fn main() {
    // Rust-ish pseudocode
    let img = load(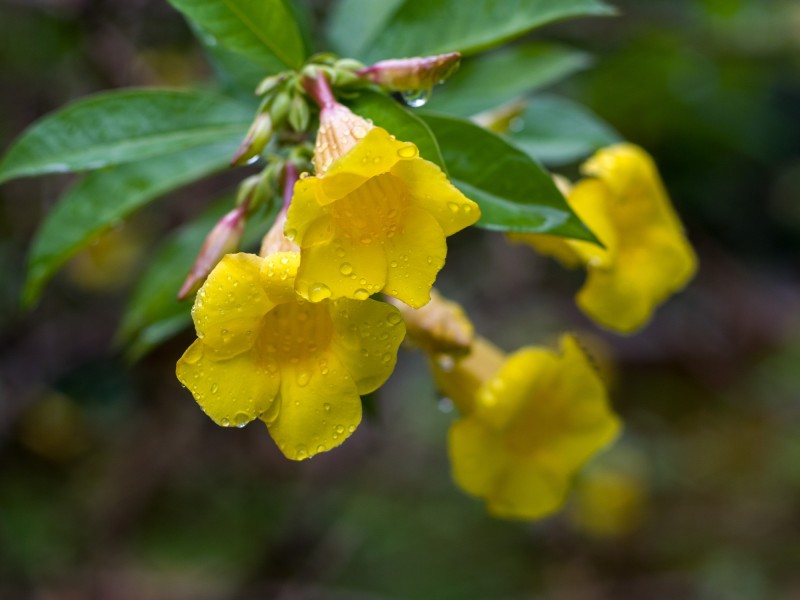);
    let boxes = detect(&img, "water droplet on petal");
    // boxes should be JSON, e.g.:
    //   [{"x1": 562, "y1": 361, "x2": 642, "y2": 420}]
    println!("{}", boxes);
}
[
  {"x1": 401, "y1": 87, "x2": 432, "y2": 108},
  {"x1": 220, "y1": 417, "x2": 230, "y2": 427},
  {"x1": 339, "y1": 263, "x2": 353, "y2": 276},
  {"x1": 210, "y1": 383, "x2": 219, "y2": 394},
  {"x1": 323, "y1": 403, "x2": 331, "y2": 412},
  {"x1": 347, "y1": 424, "x2": 356, "y2": 433},
  {"x1": 386, "y1": 312, "x2": 402, "y2": 326},
  {"x1": 234, "y1": 411, "x2": 249, "y2": 427},
  {"x1": 335, "y1": 424, "x2": 345, "y2": 434},
  {"x1": 297, "y1": 371, "x2": 311, "y2": 387},
  {"x1": 316, "y1": 444, "x2": 326, "y2": 453},
  {"x1": 447, "y1": 202, "x2": 460, "y2": 213},
  {"x1": 354, "y1": 288, "x2": 370, "y2": 300},
  {"x1": 285, "y1": 228, "x2": 297, "y2": 241},
  {"x1": 397, "y1": 143, "x2": 418, "y2": 159},
  {"x1": 308, "y1": 282, "x2": 332, "y2": 302}
]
